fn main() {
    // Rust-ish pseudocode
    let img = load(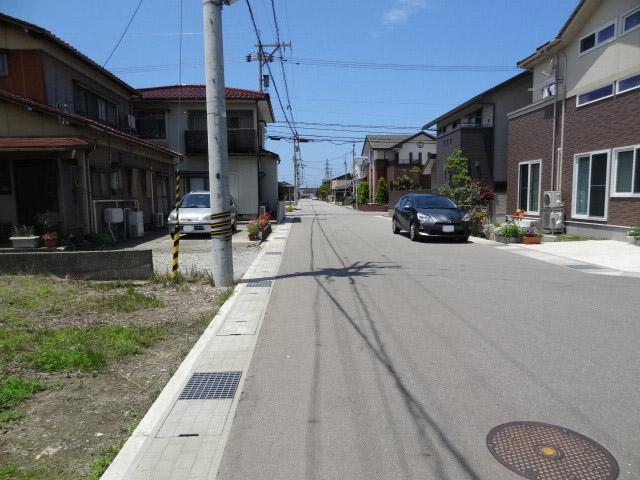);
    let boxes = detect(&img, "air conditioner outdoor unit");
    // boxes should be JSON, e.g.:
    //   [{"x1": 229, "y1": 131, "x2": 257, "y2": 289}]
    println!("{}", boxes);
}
[
  {"x1": 543, "y1": 191, "x2": 563, "y2": 208},
  {"x1": 541, "y1": 207, "x2": 564, "y2": 233}
]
